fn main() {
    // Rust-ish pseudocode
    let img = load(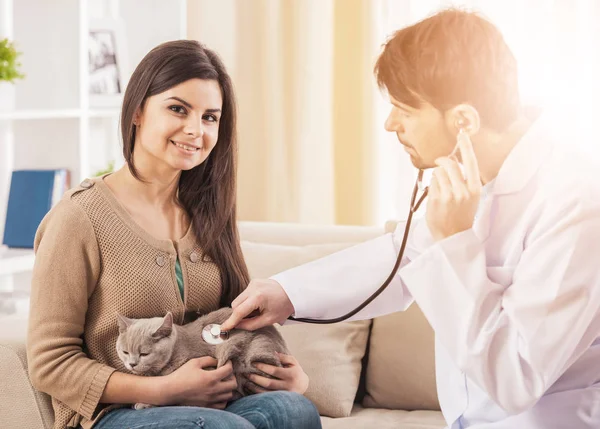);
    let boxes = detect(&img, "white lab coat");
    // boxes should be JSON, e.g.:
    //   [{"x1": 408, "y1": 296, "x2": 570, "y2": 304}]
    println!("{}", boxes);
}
[{"x1": 273, "y1": 112, "x2": 600, "y2": 428}]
